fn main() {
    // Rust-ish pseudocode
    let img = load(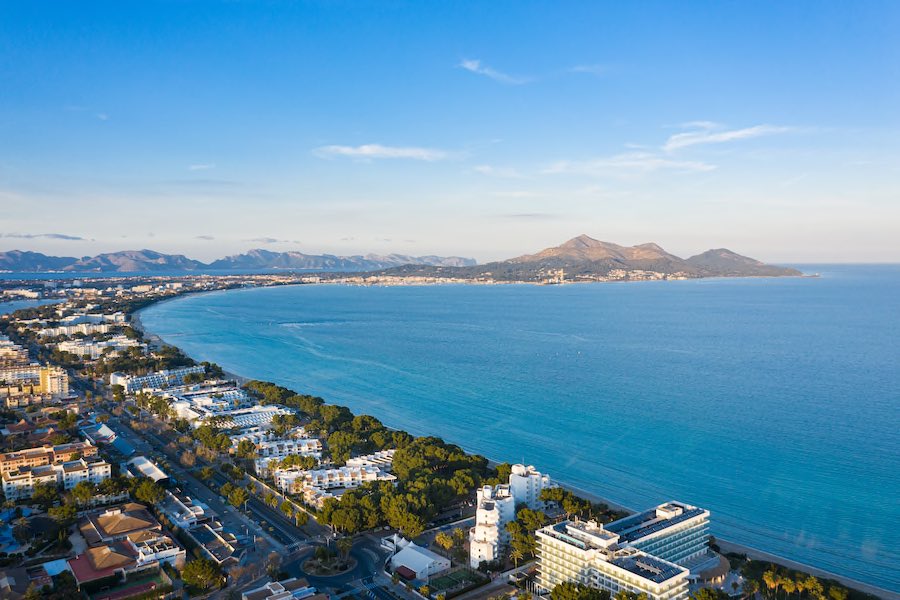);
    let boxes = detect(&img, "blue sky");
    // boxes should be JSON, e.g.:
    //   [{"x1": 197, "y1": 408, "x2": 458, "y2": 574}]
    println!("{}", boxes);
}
[{"x1": 1, "y1": 1, "x2": 898, "y2": 262}]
